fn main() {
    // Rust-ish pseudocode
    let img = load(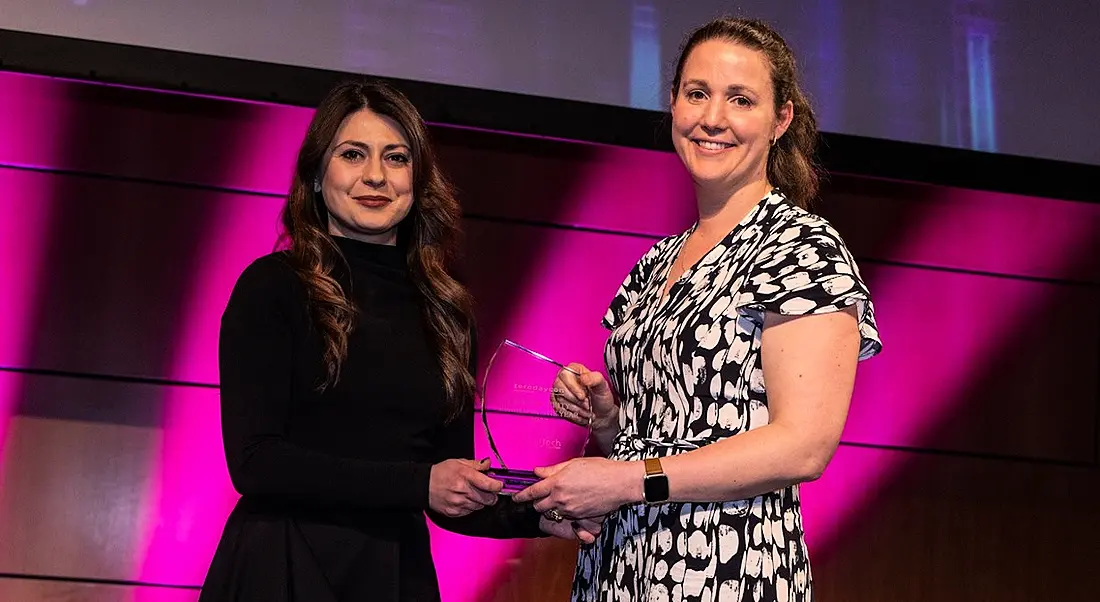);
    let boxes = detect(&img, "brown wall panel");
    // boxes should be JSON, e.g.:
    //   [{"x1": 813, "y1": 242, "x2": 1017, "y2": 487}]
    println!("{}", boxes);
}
[
  {"x1": 488, "y1": 538, "x2": 579, "y2": 602},
  {"x1": 0, "y1": 412, "x2": 159, "y2": 581},
  {"x1": 461, "y1": 218, "x2": 657, "y2": 373},
  {"x1": 805, "y1": 446, "x2": 1100, "y2": 601},
  {"x1": 0, "y1": 371, "x2": 224, "y2": 584},
  {"x1": 845, "y1": 264, "x2": 1099, "y2": 463},
  {"x1": 0, "y1": 71, "x2": 307, "y2": 195},
  {"x1": 821, "y1": 175, "x2": 1100, "y2": 284},
  {"x1": 0, "y1": 166, "x2": 283, "y2": 383},
  {"x1": 435, "y1": 126, "x2": 698, "y2": 237}
]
